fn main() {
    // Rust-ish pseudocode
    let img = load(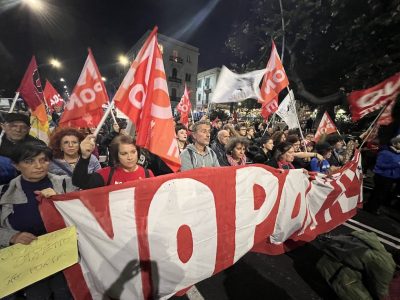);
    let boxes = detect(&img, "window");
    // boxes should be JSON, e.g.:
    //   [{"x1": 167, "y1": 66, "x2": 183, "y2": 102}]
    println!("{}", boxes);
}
[
  {"x1": 185, "y1": 73, "x2": 191, "y2": 82},
  {"x1": 197, "y1": 94, "x2": 202, "y2": 102},
  {"x1": 187, "y1": 55, "x2": 191, "y2": 63},
  {"x1": 205, "y1": 78, "x2": 210, "y2": 89},
  {"x1": 197, "y1": 79, "x2": 202, "y2": 88},
  {"x1": 172, "y1": 68, "x2": 178, "y2": 78},
  {"x1": 172, "y1": 50, "x2": 178, "y2": 58}
]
